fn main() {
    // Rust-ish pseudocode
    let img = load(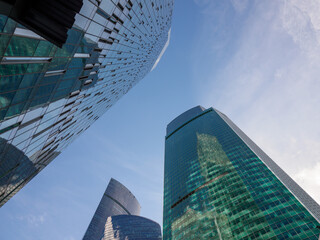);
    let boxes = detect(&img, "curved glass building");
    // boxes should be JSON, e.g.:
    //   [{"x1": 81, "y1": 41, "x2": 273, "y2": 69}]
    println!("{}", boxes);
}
[
  {"x1": 103, "y1": 215, "x2": 162, "y2": 240},
  {"x1": 163, "y1": 106, "x2": 320, "y2": 240},
  {"x1": 83, "y1": 178, "x2": 140, "y2": 240},
  {"x1": 0, "y1": 0, "x2": 173, "y2": 206}
]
